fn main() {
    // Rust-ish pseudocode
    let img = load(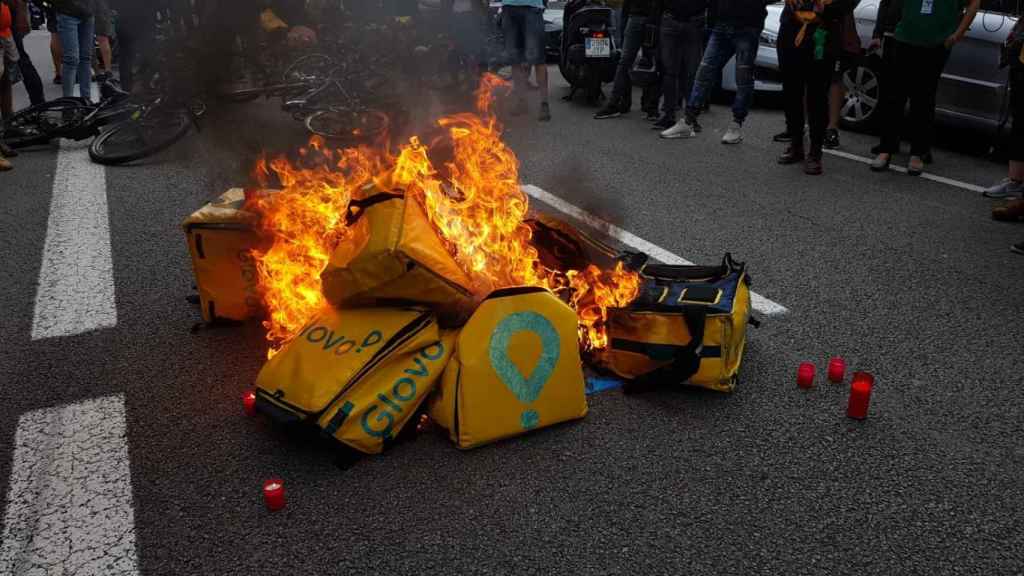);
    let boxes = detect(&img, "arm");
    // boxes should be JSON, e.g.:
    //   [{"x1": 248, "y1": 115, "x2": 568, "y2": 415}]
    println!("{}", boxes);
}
[{"x1": 945, "y1": 0, "x2": 980, "y2": 49}]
